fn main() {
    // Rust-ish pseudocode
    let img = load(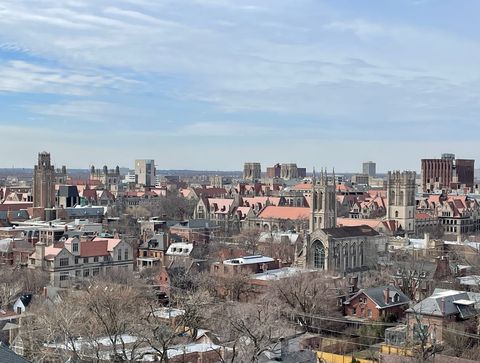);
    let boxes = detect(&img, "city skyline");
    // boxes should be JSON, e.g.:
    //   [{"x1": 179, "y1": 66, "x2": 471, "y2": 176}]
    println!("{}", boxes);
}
[{"x1": 1, "y1": 0, "x2": 480, "y2": 169}]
